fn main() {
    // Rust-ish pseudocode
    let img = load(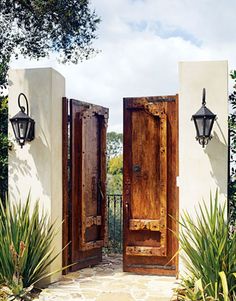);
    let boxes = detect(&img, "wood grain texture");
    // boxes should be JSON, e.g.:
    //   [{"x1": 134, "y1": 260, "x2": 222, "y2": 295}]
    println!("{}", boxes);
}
[
  {"x1": 123, "y1": 96, "x2": 179, "y2": 276},
  {"x1": 63, "y1": 99, "x2": 108, "y2": 272}
]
